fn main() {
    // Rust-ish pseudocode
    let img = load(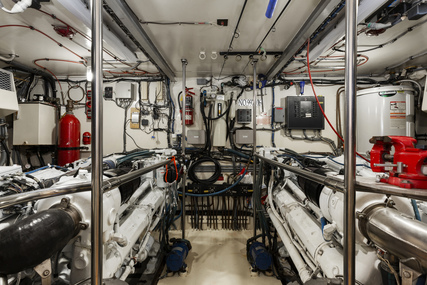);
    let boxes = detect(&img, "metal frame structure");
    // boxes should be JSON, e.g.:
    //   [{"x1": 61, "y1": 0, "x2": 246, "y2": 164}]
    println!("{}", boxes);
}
[
  {"x1": 103, "y1": 0, "x2": 175, "y2": 80},
  {"x1": 181, "y1": 59, "x2": 187, "y2": 239},
  {"x1": 252, "y1": 59, "x2": 258, "y2": 237},
  {"x1": 265, "y1": 0, "x2": 342, "y2": 79},
  {"x1": 91, "y1": 0, "x2": 103, "y2": 283},
  {"x1": 343, "y1": 0, "x2": 358, "y2": 283}
]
